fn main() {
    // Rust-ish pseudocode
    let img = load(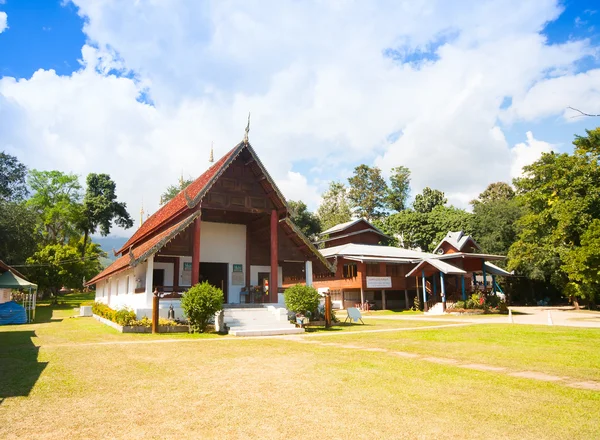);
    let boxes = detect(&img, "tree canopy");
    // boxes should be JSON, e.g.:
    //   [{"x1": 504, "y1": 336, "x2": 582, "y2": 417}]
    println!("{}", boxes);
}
[
  {"x1": 317, "y1": 181, "x2": 352, "y2": 231},
  {"x1": 288, "y1": 200, "x2": 321, "y2": 240},
  {"x1": 386, "y1": 166, "x2": 411, "y2": 212},
  {"x1": 413, "y1": 187, "x2": 447, "y2": 213},
  {"x1": 0, "y1": 152, "x2": 28, "y2": 202},
  {"x1": 161, "y1": 177, "x2": 194, "y2": 205},
  {"x1": 347, "y1": 165, "x2": 387, "y2": 220}
]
